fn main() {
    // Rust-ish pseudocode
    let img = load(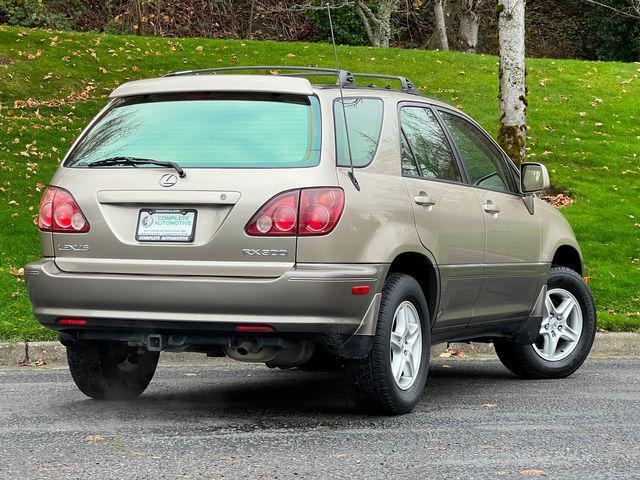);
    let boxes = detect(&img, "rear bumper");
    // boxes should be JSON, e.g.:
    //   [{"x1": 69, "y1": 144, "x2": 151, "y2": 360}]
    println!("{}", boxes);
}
[{"x1": 25, "y1": 259, "x2": 386, "y2": 338}]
